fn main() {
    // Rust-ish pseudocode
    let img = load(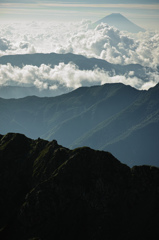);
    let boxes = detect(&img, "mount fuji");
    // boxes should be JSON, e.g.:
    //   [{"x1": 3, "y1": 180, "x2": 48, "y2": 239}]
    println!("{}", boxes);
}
[{"x1": 95, "y1": 13, "x2": 145, "y2": 33}]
